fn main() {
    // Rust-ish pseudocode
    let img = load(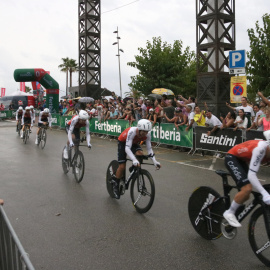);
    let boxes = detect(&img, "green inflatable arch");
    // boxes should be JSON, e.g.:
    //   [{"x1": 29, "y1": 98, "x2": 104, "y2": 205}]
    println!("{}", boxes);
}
[{"x1": 14, "y1": 68, "x2": 59, "y2": 113}]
